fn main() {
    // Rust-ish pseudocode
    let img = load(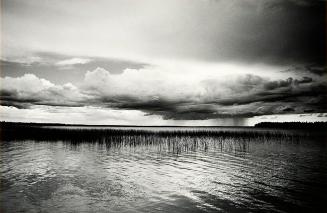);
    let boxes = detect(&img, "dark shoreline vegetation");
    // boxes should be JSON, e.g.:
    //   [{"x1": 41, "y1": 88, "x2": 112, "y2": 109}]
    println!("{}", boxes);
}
[
  {"x1": 254, "y1": 121, "x2": 327, "y2": 129},
  {"x1": 1, "y1": 121, "x2": 326, "y2": 147}
]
